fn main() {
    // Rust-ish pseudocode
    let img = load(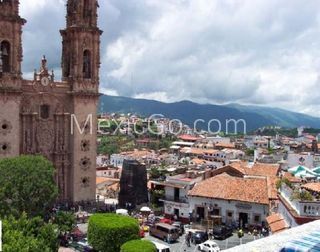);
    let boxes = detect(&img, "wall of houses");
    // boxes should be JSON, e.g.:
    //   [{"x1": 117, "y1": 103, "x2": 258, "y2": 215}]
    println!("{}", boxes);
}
[
  {"x1": 110, "y1": 154, "x2": 126, "y2": 168},
  {"x1": 189, "y1": 196, "x2": 269, "y2": 227},
  {"x1": 164, "y1": 200, "x2": 190, "y2": 222}
]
